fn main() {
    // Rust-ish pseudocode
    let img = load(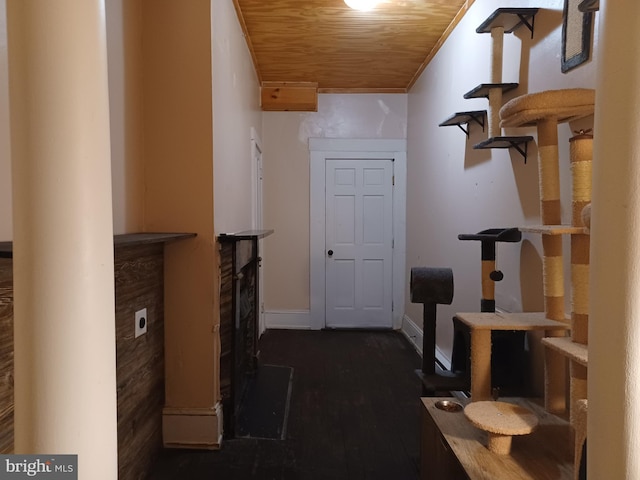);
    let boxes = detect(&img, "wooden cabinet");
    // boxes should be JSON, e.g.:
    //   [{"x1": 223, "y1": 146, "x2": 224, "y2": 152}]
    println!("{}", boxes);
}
[
  {"x1": 421, "y1": 397, "x2": 574, "y2": 480},
  {"x1": 421, "y1": 402, "x2": 468, "y2": 479}
]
